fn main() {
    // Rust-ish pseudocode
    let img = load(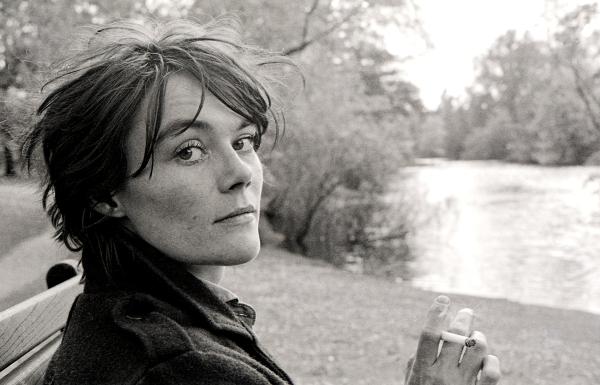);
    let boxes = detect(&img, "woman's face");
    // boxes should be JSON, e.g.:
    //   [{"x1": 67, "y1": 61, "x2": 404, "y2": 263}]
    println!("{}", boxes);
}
[{"x1": 112, "y1": 72, "x2": 263, "y2": 267}]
